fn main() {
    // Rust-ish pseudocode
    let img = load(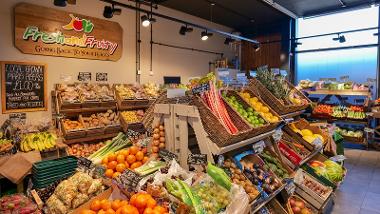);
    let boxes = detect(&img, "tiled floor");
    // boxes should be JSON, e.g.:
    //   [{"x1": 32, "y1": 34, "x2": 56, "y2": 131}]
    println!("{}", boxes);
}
[{"x1": 331, "y1": 149, "x2": 380, "y2": 214}]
